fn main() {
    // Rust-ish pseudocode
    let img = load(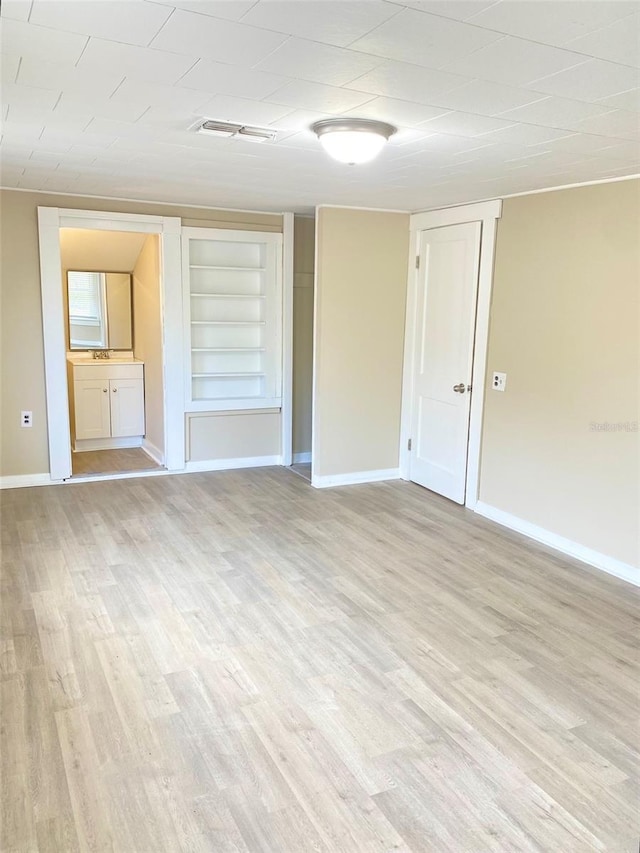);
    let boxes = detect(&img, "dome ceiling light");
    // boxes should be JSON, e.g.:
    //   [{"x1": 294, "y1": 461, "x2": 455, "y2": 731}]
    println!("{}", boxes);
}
[{"x1": 311, "y1": 119, "x2": 397, "y2": 165}]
